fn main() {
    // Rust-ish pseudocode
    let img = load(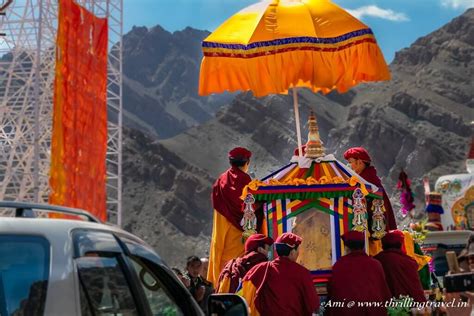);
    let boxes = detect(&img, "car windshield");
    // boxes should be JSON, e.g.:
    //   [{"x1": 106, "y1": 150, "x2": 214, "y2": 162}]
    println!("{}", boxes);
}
[{"x1": 0, "y1": 235, "x2": 50, "y2": 316}]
